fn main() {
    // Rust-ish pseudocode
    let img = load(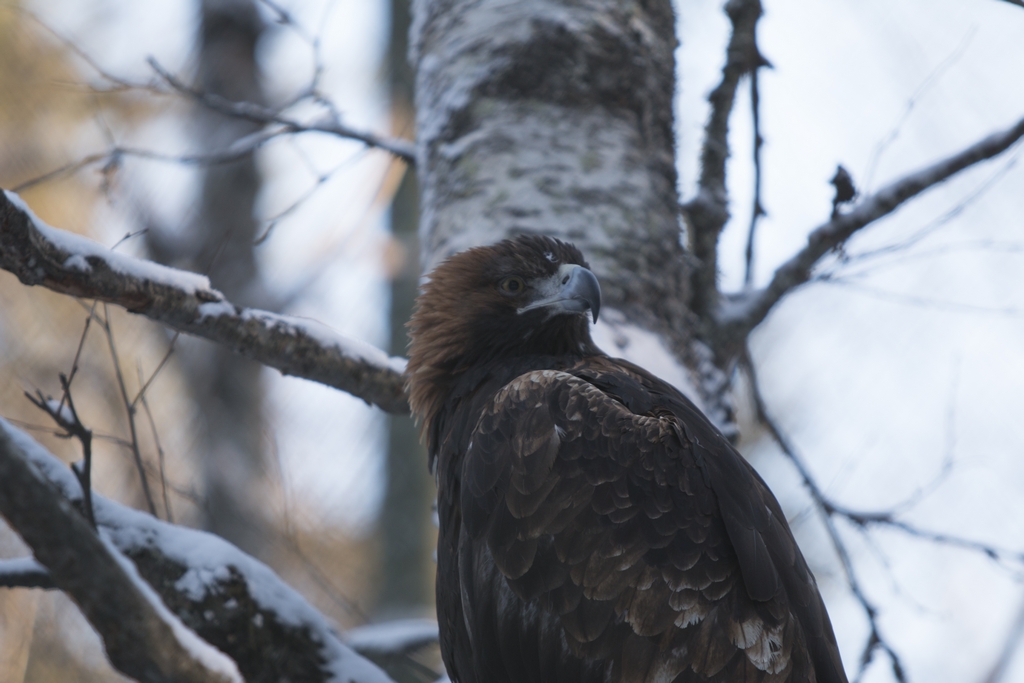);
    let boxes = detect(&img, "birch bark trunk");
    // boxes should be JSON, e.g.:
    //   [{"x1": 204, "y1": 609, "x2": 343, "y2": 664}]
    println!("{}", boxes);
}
[{"x1": 411, "y1": 0, "x2": 731, "y2": 421}]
